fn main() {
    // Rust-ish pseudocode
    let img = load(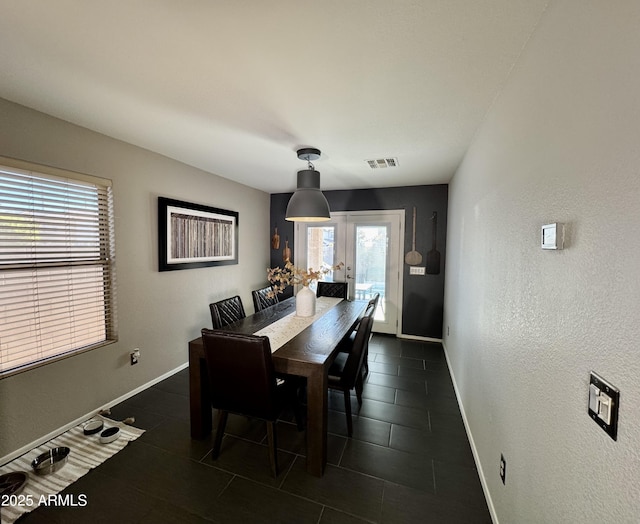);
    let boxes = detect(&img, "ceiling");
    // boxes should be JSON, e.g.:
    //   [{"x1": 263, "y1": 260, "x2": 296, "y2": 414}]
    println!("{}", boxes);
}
[{"x1": 0, "y1": 1, "x2": 549, "y2": 193}]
